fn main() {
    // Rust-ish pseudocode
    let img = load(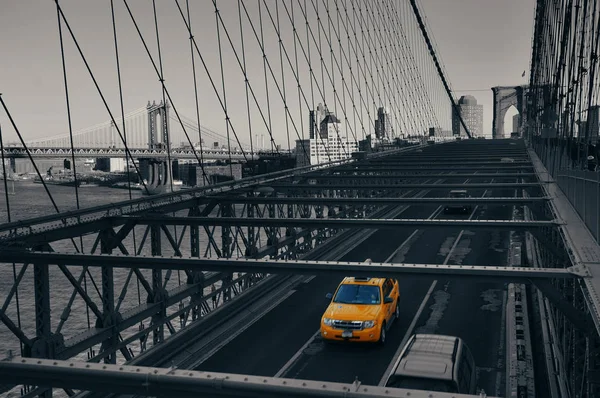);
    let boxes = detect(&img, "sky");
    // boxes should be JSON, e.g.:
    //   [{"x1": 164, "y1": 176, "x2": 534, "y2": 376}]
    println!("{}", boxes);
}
[
  {"x1": 0, "y1": 0, "x2": 535, "y2": 146},
  {"x1": 419, "y1": 0, "x2": 535, "y2": 134}
]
